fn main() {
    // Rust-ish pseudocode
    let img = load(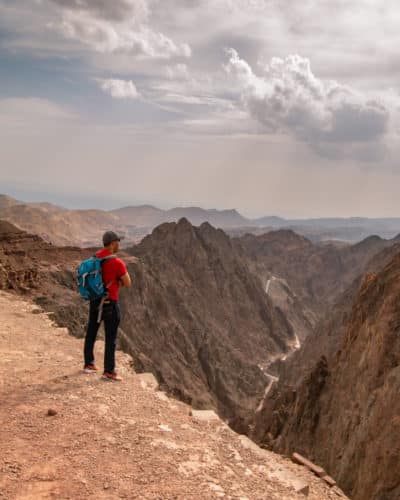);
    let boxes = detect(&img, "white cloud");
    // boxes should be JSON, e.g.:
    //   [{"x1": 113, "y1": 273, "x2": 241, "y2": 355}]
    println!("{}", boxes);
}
[
  {"x1": 224, "y1": 49, "x2": 390, "y2": 158},
  {"x1": 165, "y1": 63, "x2": 190, "y2": 81},
  {"x1": 100, "y1": 79, "x2": 140, "y2": 99},
  {"x1": 49, "y1": 0, "x2": 191, "y2": 59},
  {"x1": 49, "y1": 0, "x2": 150, "y2": 23}
]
